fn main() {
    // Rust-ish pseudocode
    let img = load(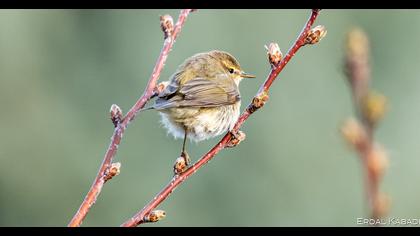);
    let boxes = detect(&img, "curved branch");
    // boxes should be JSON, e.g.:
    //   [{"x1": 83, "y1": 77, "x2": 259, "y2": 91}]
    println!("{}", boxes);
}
[
  {"x1": 121, "y1": 9, "x2": 322, "y2": 227},
  {"x1": 67, "y1": 9, "x2": 193, "y2": 227}
]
